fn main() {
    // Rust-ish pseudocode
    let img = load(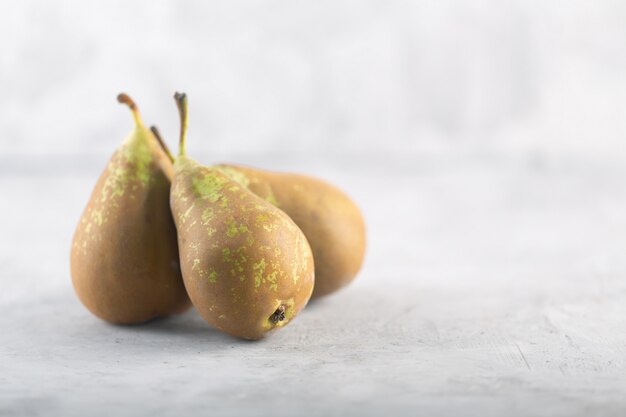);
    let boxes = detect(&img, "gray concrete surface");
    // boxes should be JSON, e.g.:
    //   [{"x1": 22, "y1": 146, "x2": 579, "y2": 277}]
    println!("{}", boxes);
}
[{"x1": 2, "y1": 153, "x2": 626, "y2": 416}]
